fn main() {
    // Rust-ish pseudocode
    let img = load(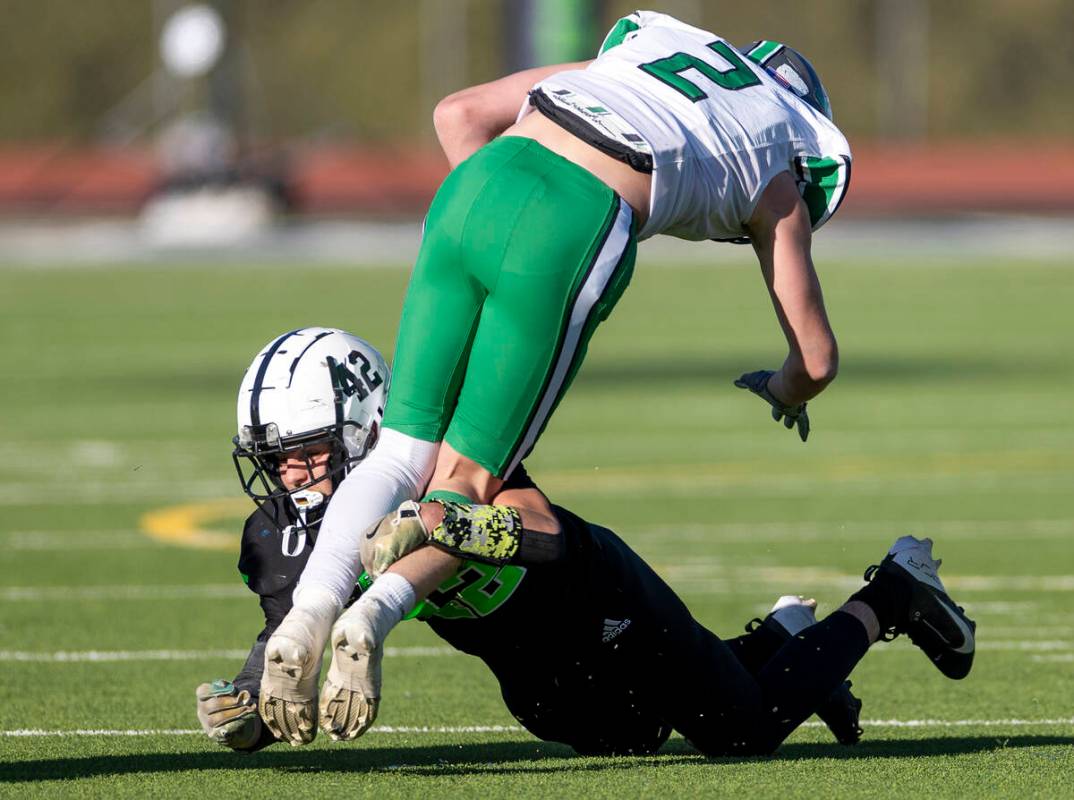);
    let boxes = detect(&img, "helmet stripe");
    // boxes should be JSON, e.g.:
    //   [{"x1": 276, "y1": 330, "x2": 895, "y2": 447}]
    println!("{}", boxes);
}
[
  {"x1": 286, "y1": 330, "x2": 334, "y2": 388},
  {"x1": 746, "y1": 39, "x2": 783, "y2": 65},
  {"x1": 249, "y1": 329, "x2": 301, "y2": 427},
  {"x1": 325, "y1": 355, "x2": 347, "y2": 427}
]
